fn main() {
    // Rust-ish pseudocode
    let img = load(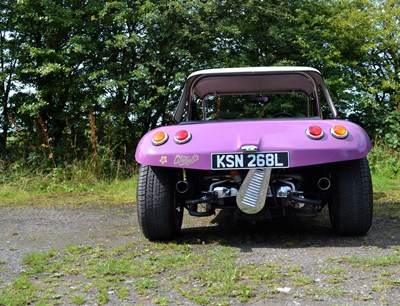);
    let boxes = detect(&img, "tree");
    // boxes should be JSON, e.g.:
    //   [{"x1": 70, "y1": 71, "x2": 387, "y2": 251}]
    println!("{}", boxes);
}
[
  {"x1": 324, "y1": 0, "x2": 400, "y2": 147},
  {"x1": 2, "y1": 0, "x2": 399, "y2": 172},
  {"x1": 0, "y1": 0, "x2": 19, "y2": 153}
]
